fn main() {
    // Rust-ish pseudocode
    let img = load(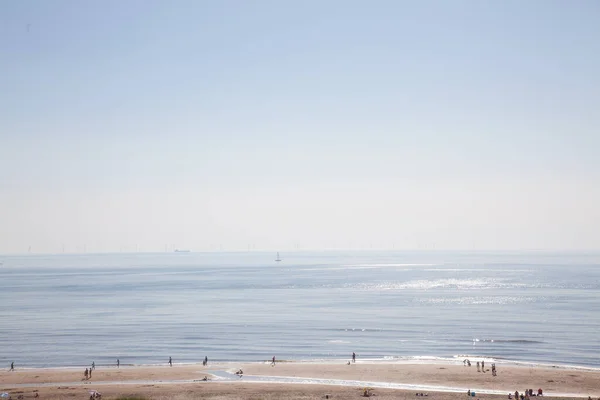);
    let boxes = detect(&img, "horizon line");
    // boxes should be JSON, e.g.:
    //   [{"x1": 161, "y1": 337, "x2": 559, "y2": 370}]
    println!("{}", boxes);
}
[{"x1": 2, "y1": 248, "x2": 600, "y2": 257}]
